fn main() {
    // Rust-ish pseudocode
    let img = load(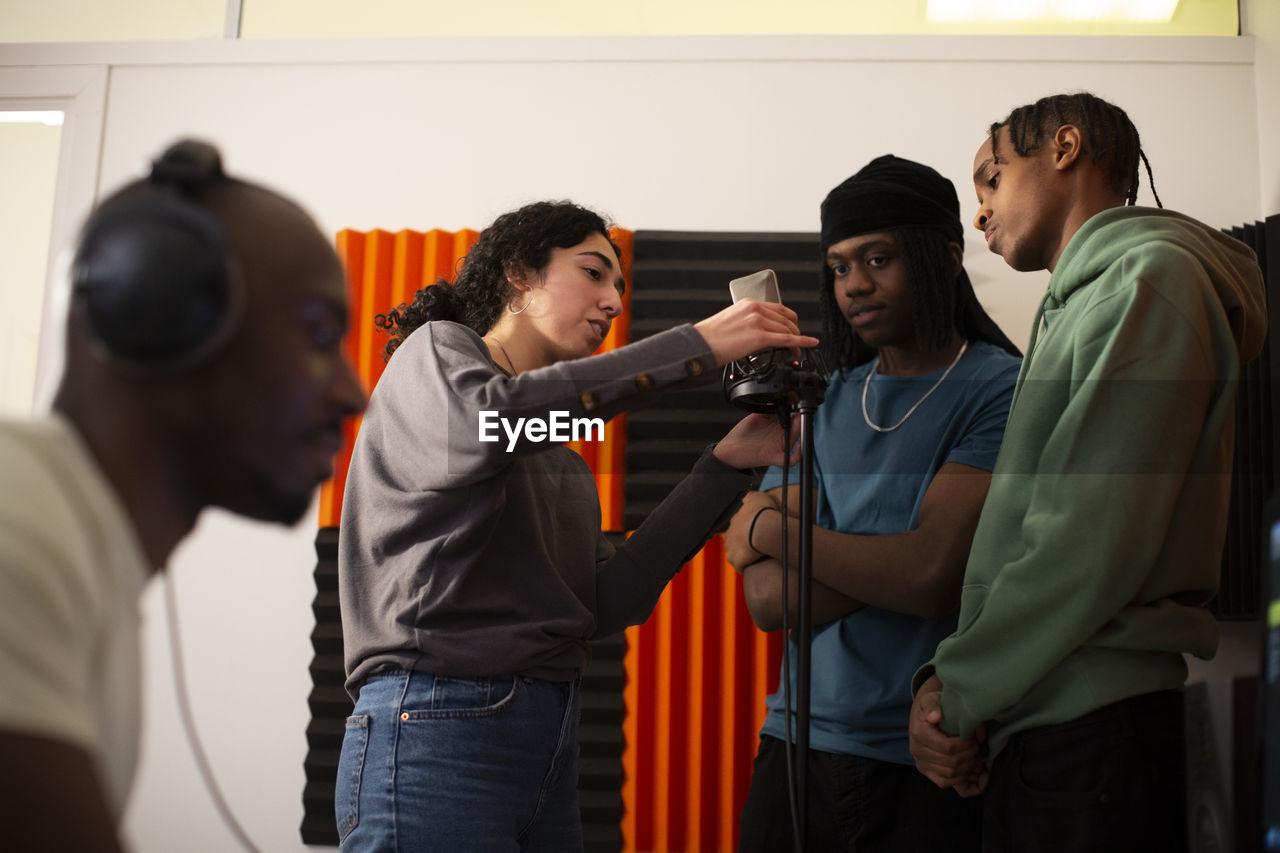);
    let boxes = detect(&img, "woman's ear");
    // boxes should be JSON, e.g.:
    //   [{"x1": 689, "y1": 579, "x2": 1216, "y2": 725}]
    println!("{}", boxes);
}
[
  {"x1": 948, "y1": 241, "x2": 964, "y2": 276},
  {"x1": 503, "y1": 259, "x2": 530, "y2": 290}
]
